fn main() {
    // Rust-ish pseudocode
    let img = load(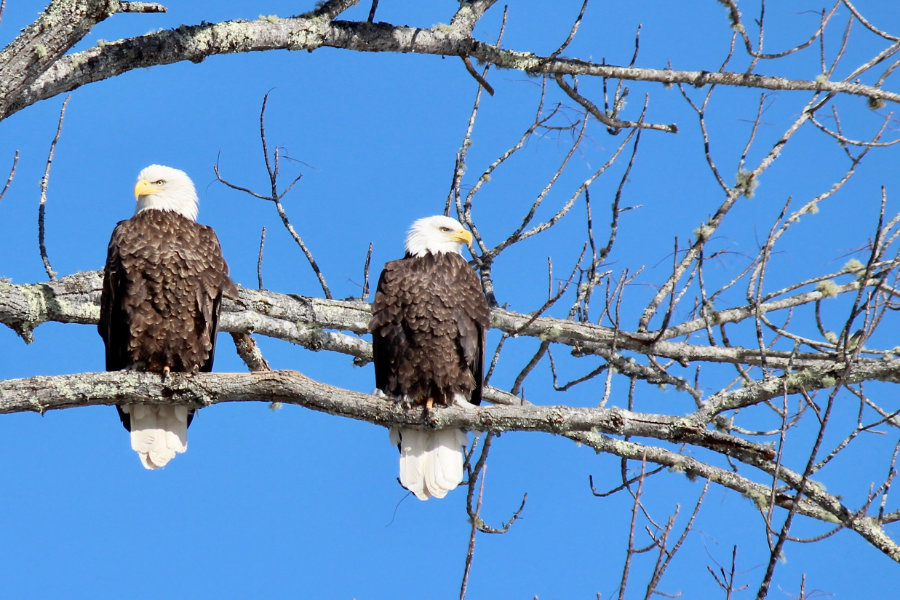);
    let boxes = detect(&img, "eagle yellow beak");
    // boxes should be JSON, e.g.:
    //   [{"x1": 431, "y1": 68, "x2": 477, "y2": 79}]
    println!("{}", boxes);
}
[
  {"x1": 453, "y1": 228, "x2": 474, "y2": 245},
  {"x1": 134, "y1": 178, "x2": 162, "y2": 200}
]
